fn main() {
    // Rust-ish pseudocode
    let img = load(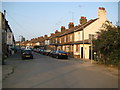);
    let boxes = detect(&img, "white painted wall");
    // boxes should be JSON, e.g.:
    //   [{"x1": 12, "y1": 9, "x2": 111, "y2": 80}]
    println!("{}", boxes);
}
[
  {"x1": 84, "y1": 18, "x2": 107, "y2": 40},
  {"x1": 7, "y1": 32, "x2": 13, "y2": 45},
  {"x1": 79, "y1": 44, "x2": 91, "y2": 59},
  {"x1": 74, "y1": 31, "x2": 83, "y2": 41},
  {"x1": 74, "y1": 44, "x2": 80, "y2": 55},
  {"x1": 35, "y1": 42, "x2": 40, "y2": 46},
  {"x1": 74, "y1": 18, "x2": 107, "y2": 59}
]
